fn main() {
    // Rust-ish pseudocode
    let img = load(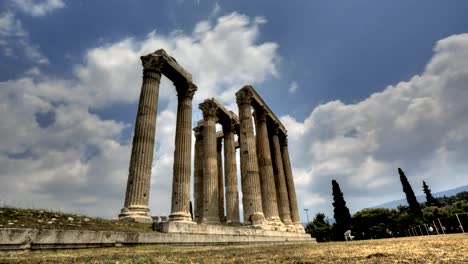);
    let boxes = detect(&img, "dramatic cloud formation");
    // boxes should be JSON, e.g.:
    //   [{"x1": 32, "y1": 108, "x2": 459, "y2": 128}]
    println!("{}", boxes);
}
[
  {"x1": 0, "y1": 13, "x2": 279, "y2": 217},
  {"x1": 282, "y1": 33, "x2": 468, "y2": 216},
  {"x1": 11, "y1": 0, "x2": 65, "y2": 17}
]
